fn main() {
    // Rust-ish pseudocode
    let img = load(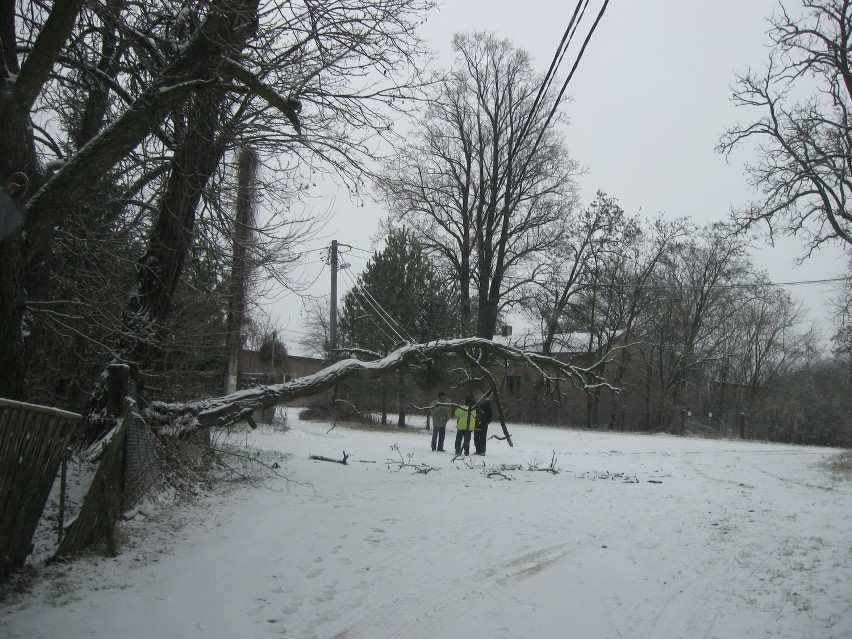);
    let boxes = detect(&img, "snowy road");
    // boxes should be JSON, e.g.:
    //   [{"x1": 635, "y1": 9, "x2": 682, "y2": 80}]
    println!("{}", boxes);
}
[{"x1": 2, "y1": 415, "x2": 850, "y2": 639}]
